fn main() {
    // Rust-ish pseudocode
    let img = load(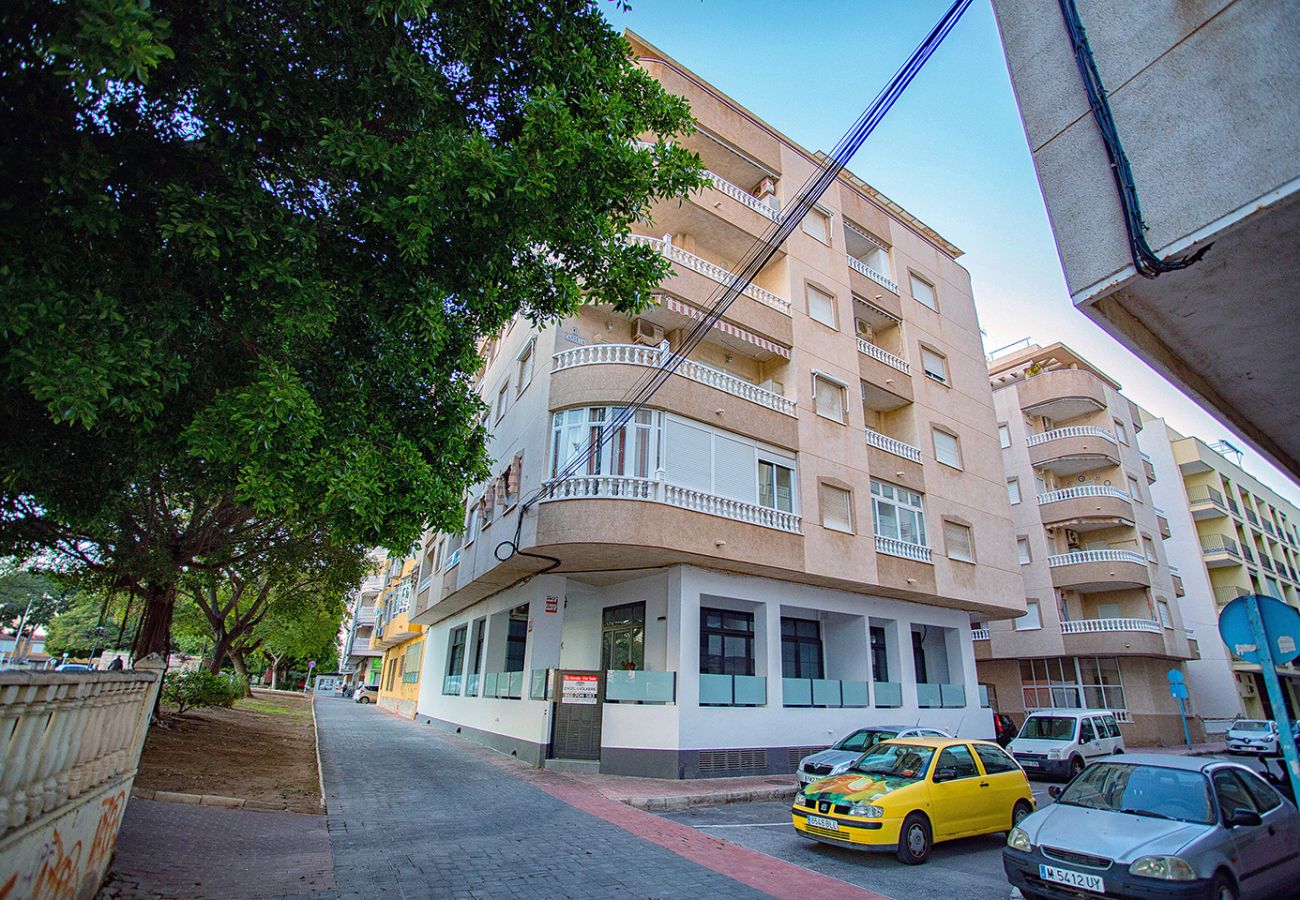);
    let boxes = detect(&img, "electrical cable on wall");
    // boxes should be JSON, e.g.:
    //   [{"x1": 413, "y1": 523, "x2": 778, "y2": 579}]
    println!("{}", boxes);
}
[
  {"x1": 1056, "y1": 0, "x2": 1211, "y2": 278},
  {"x1": 494, "y1": 0, "x2": 975, "y2": 572}
]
